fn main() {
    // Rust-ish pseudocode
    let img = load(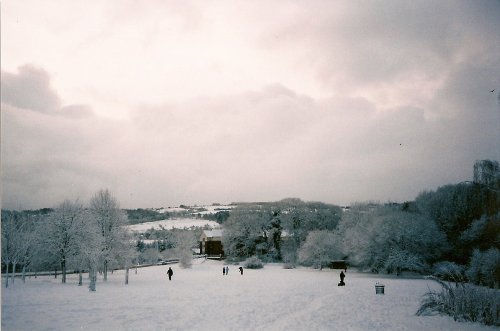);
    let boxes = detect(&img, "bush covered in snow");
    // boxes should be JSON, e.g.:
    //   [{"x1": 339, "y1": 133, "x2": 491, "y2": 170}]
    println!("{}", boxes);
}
[
  {"x1": 384, "y1": 249, "x2": 427, "y2": 275},
  {"x1": 297, "y1": 230, "x2": 339, "y2": 269},
  {"x1": 432, "y1": 261, "x2": 465, "y2": 281},
  {"x1": 417, "y1": 276, "x2": 500, "y2": 326},
  {"x1": 244, "y1": 256, "x2": 264, "y2": 269},
  {"x1": 466, "y1": 248, "x2": 500, "y2": 288}
]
